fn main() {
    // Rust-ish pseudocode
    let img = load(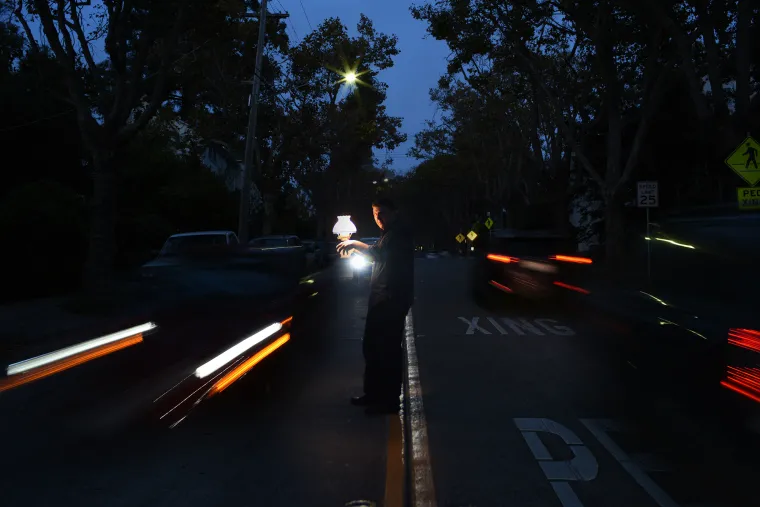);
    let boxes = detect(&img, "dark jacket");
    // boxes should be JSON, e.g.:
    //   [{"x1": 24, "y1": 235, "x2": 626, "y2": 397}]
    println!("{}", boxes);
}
[{"x1": 366, "y1": 221, "x2": 414, "y2": 308}]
